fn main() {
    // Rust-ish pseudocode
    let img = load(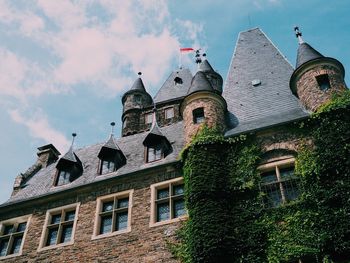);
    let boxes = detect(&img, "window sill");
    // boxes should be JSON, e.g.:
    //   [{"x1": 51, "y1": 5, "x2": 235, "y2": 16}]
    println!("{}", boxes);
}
[
  {"x1": 0, "y1": 253, "x2": 22, "y2": 261},
  {"x1": 91, "y1": 228, "x2": 131, "y2": 241},
  {"x1": 37, "y1": 241, "x2": 74, "y2": 252},
  {"x1": 149, "y1": 215, "x2": 187, "y2": 228}
]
